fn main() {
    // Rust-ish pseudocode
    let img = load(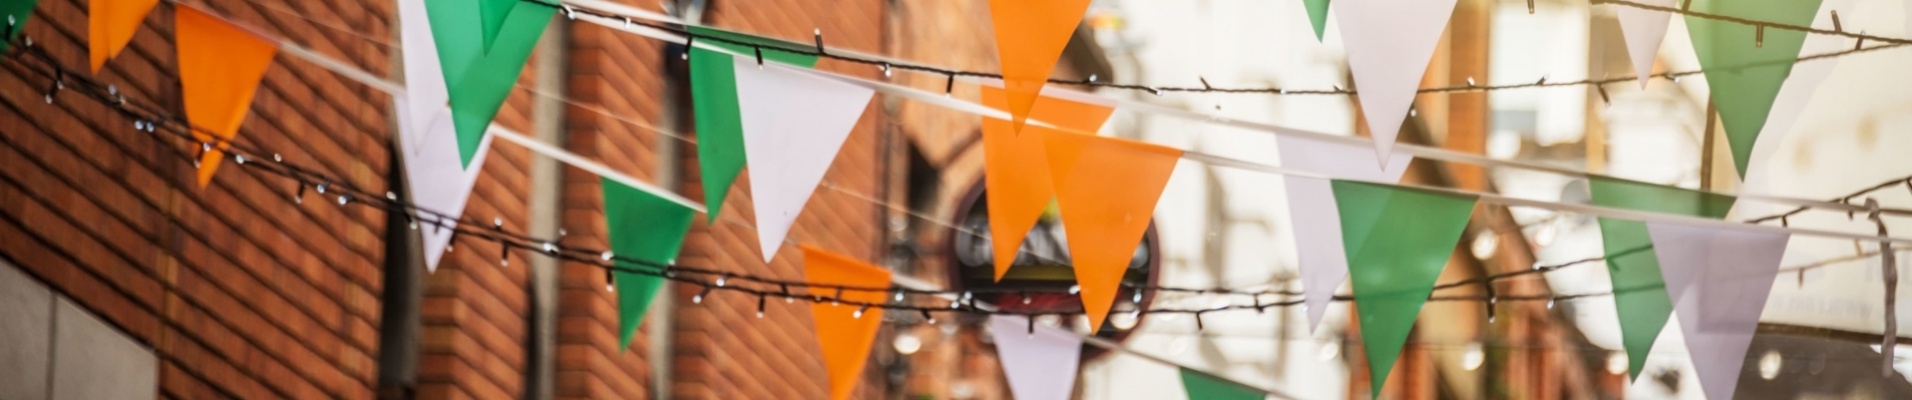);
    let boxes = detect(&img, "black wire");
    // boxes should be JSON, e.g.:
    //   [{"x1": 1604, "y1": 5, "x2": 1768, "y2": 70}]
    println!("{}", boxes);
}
[{"x1": 4, "y1": 31, "x2": 1900, "y2": 318}]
